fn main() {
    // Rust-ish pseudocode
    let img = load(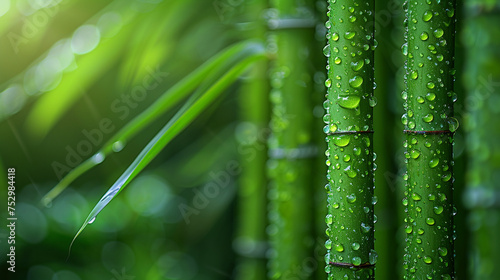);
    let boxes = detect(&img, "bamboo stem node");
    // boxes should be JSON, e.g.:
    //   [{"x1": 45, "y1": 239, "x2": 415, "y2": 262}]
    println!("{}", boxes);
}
[
  {"x1": 268, "y1": 145, "x2": 318, "y2": 159},
  {"x1": 403, "y1": 130, "x2": 453, "y2": 135},
  {"x1": 329, "y1": 261, "x2": 376, "y2": 269},
  {"x1": 326, "y1": 130, "x2": 374, "y2": 136},
  {"x1": 267, "y1": 18, "x2": 316, "y2": 30}
]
